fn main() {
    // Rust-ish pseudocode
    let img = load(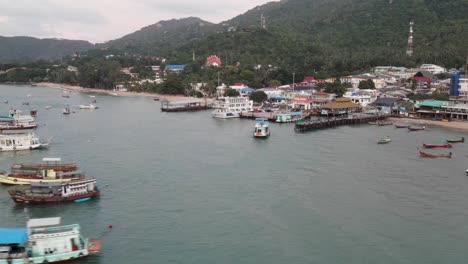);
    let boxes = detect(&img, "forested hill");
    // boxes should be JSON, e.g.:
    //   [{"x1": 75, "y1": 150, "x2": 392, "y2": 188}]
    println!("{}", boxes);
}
[
  {"x1": 169, "y1": 0, "x2": 468, "y2": 75},
  {"x1": 101, "y1": 17, "x2": 217, "y2": 54},
  {"x1": 0, "y1": 36, "x2": 94, "y2": 62}
]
